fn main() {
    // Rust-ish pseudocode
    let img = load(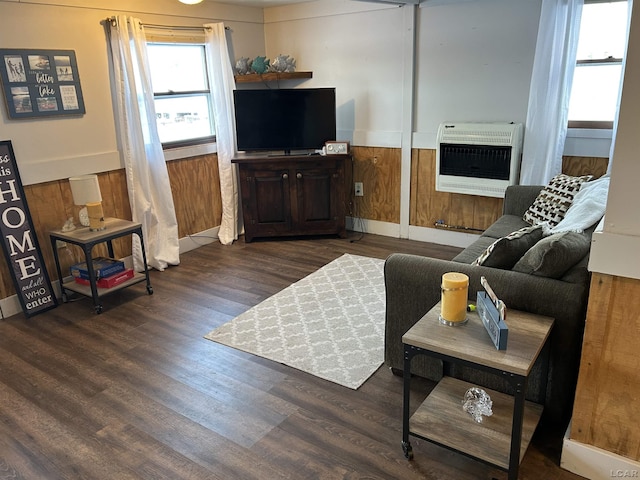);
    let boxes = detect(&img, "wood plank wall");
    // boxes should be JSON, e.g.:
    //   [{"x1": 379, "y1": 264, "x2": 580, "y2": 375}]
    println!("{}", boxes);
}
[
  {"x1": 570, "y1": 273, "x2": 640, "y2": 460},
  {"x1": 0, "y1": 154, "x2": 221, "y2": 303},
  {"x1": 0, "y1": 150, "x2": 605, "y2": 303},
  {"x1": 351, "y1": 147, "x2": 608, "y2": 234}
]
